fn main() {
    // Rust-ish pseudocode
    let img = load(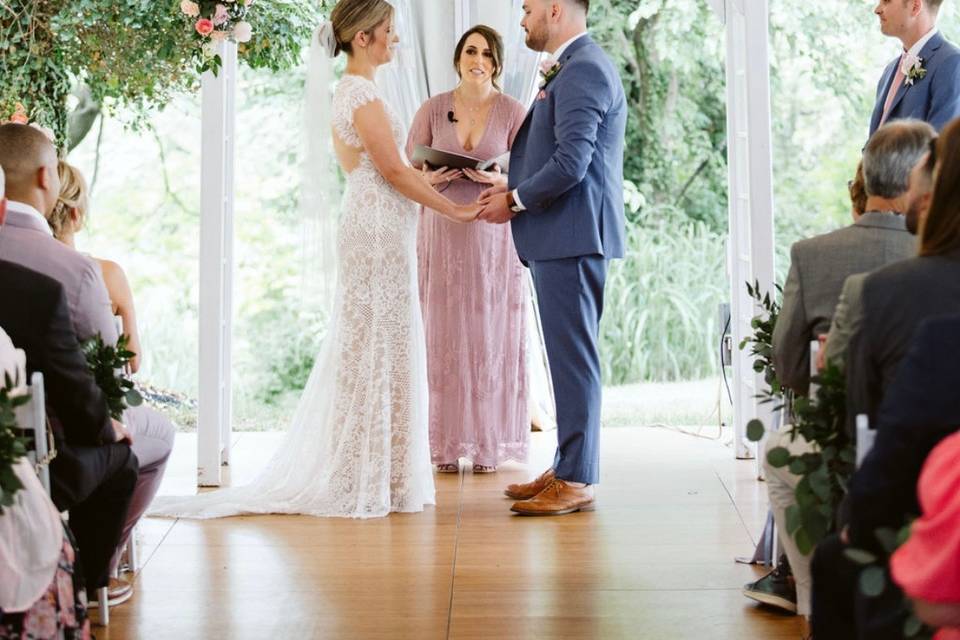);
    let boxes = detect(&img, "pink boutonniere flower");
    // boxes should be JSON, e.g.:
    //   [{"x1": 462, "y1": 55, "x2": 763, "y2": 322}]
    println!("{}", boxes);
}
[{"x1": 538, "y1": 60, "x2": 562, "y2": 89}]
